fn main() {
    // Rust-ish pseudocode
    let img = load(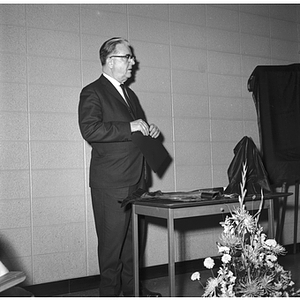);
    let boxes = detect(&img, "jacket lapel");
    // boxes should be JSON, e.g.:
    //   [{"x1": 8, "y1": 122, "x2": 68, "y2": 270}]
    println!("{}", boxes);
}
[
  {"x1": 99, "y1": 75, "x2": 136, "y2": 119},
  {"x1": 99, "y1": 75, "x2": 127, "y2": 106}
]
